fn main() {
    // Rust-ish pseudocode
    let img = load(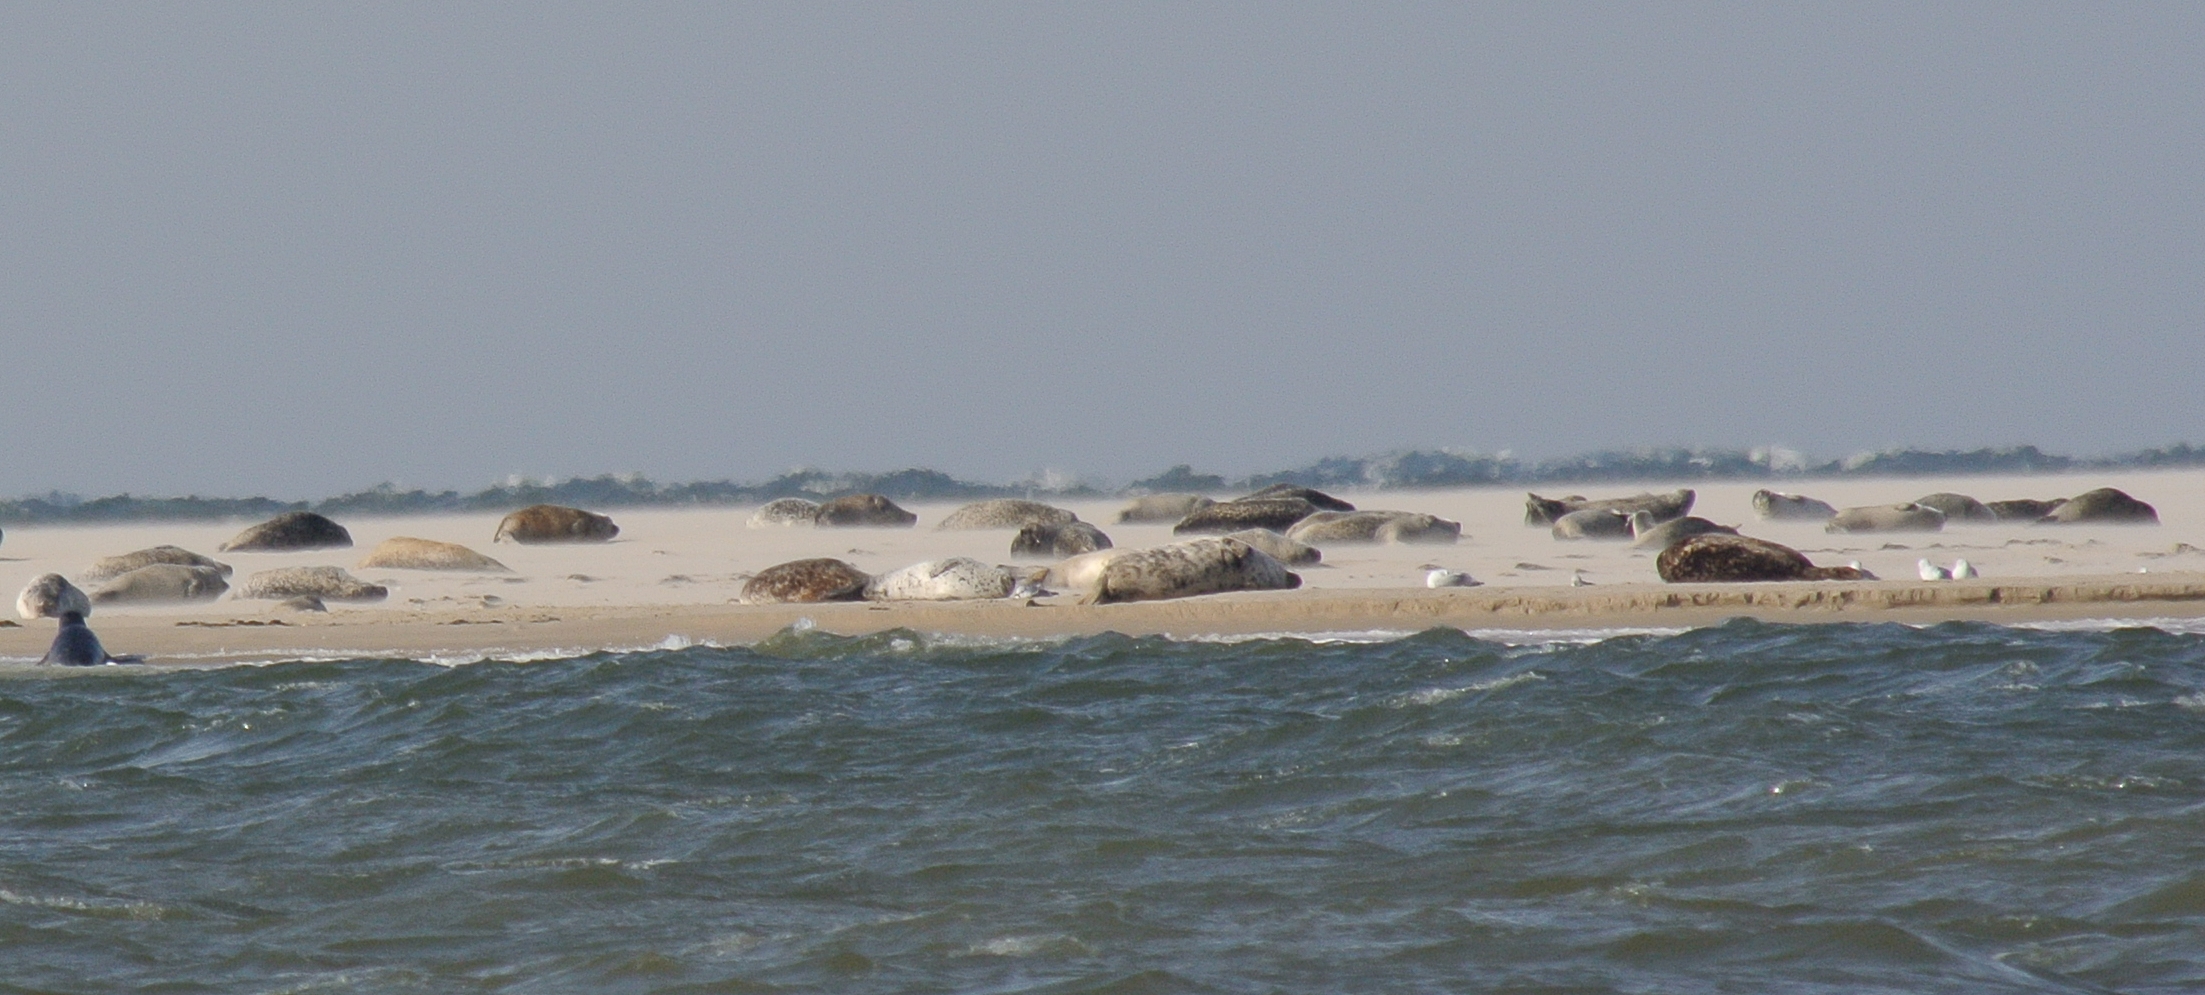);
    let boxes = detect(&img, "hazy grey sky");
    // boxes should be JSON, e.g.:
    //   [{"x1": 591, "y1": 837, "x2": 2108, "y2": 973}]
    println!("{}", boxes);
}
[{"x1": 2, "y1": 4, "x2": 2198, "y2": 497}]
